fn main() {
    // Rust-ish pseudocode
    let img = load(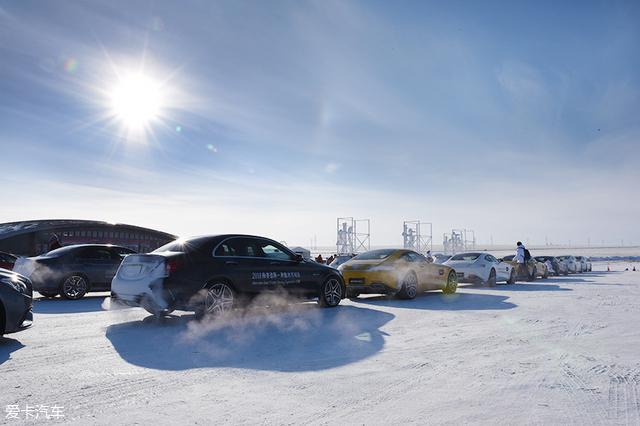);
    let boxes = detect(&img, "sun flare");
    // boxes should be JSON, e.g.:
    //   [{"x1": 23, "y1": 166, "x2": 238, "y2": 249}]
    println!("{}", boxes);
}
[{"x1": 109, "y1": 73, "x2": 164, "y2": 130}]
